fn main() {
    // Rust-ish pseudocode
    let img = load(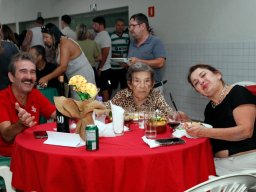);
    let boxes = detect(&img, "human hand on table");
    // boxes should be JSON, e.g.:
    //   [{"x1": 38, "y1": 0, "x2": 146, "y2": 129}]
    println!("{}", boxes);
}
[
  {"x1": 184, "y1": 122, "x2": 206, "y2": 138},
  {"x1": 15, "y1": 103, "x2": 37, "y2": 127}
]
